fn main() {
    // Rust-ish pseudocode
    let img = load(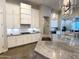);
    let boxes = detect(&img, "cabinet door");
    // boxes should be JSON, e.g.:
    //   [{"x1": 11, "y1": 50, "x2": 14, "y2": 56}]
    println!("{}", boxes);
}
[
  {"x1": 21, "y1": 9, "x2": 31, "y2": 15},
  {"x1": 20, "y1": 3, "x2": 31, "y2": 10},
  {"x1": 22, "y1": 35, "x2": 32, "y2": 44},
  {"x1": 6, "y1": 2, "x2": 20, "y2": 29},
  {"x1": 6, "y1": 6, "x2": 13, "y2": 14},
  {"x1": 26, "y1": 4, "x2": 31, "y2": 10},
  {"x1": 32, "y1": 9, "x2": 39, "y2": 28},
  {"x1": 26, "y1": 15, "x2": 31, "y2": 24},
  {"x1": 13, "y1": 5, "x2": 20, "y2": 14},
  {"x1": 32, "y1": 34, "x2": 41, "y2": 42},
  {"x1": 20, "y1": 3, "x2": 31, "y2": 24},
  {"x1": 6, "y1": 3, "x2": 13, "y2": 29},
  {"x1": 6, "y1": 14, "x2": 20, "y2": 29},
  {"x1": 0, "y1": 37, "x2": 4, "y2": 53},
  {"x1": 21, "y1": 14, "x2": 31, "y2": 24},
  {"x1": 6, "y1": 14, "x2": 13, "y2": 28},
  {"x1": 8, "y1": 36, "x2": 17, "y2": 48},
  {"x1": 16, "y1": 36, "x2": 24, "y2": 46},
  {"x1": 14, "y1": 14, "x2": 20, "y2": 28}
]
